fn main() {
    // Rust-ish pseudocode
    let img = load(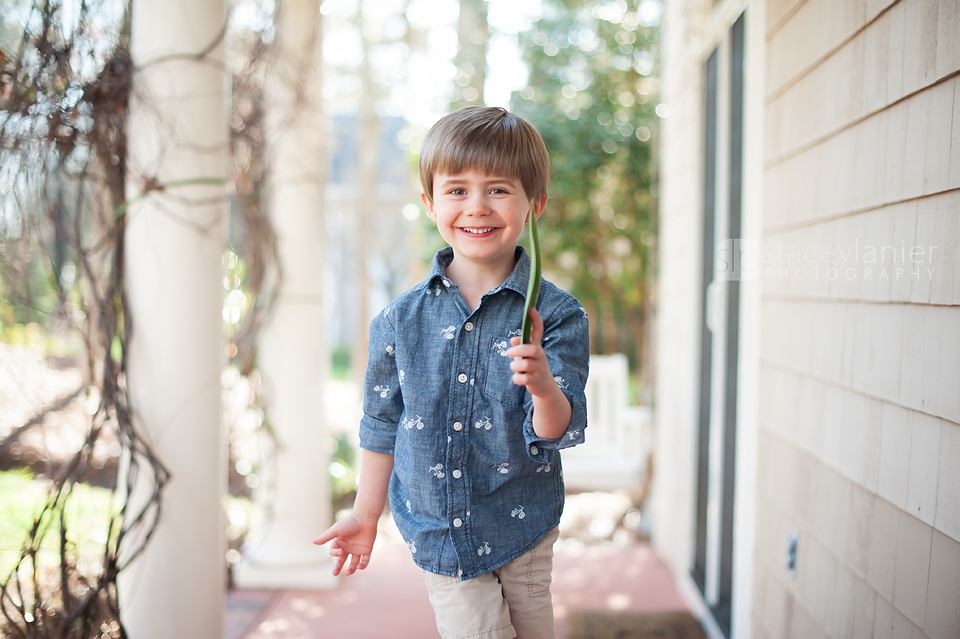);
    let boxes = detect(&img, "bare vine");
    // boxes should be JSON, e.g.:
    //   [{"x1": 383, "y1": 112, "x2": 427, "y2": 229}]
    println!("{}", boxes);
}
[
  {"x1": 0, "y1": 1, "x2": 170, "y2": 637},
  {"x1": 0, "y1": 0, "x2": 279, "y2": 636},
  {"x1": 228, "y1": 14, "x2": 279, "y2": 380}
]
